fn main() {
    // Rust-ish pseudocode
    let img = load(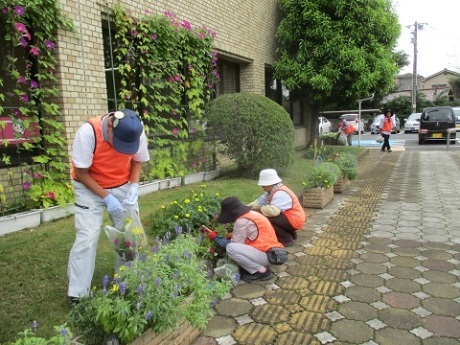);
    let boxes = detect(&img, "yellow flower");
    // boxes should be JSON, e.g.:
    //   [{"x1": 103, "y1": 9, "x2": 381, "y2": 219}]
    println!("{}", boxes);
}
[
  {"x1": 111, "y1": 284, "x2": 119, "y2": 293},
  {"x1": 184, "y1": 199, "x2": 190, "y2": 204},
  {"x1": 131, "y1": 227, "x2": 142, "y2": 236},
  {"x1": 161, "y1": 205, "x2": 166, "y2": 209},
  {"x1": 124, "y1": 217, "x2": 131, "y2": 223},
  {"x1": 185, "y1": 213, "x2": 190, "y2": 218},
  {"x1": 174, "y1": 215, "x2": 179, "y2": 219},
  {"x1": 198, "y1": 209, "x2": 202, "y2": 213},
  {"x1": 215, "y1": 192, "x2": 220, "y2": 196},
  {"x1": 119, "y1": 266, "x2": 125, "y2": 272},
  {"x1": 195, "y1": 198, "x2": 200, "y2": 202},
  {"x1": 114, "y1": 274, "x2": 120, "y2": 279},
  {"x1": 173, "y1": 200, "x2": 178, "y2": 204},
  {"x1": 325, "y1": 180, "x2": 328, "y2": 183},
  {"x1": 200, "y1": 193, "x2": 204, "y2": 197},
  {"x1": 200, "y1": 184, "x2": 207, "y2": 188}
]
